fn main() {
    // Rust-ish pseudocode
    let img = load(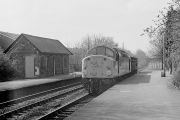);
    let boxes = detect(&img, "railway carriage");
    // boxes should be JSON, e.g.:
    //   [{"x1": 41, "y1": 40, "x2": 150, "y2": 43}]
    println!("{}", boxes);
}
[{"x1": 82, "y1": 45, "x2": 137, "y2": 95}]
